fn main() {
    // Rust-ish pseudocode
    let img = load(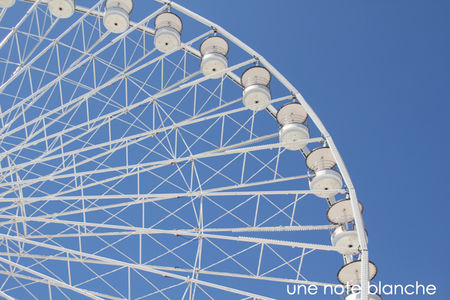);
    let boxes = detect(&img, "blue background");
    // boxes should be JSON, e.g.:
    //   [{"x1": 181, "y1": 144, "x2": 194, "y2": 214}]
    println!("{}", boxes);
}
[{"x1": 160, "y1": 0, "x2": 450, "y2": 299}]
